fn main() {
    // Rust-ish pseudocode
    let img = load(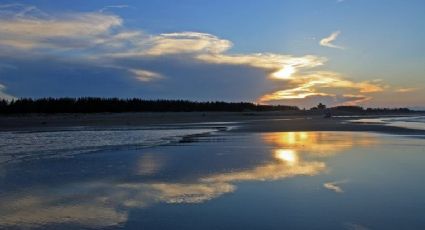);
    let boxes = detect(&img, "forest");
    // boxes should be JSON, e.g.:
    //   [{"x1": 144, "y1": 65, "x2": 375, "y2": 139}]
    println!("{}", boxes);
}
[
  {"x1": 0, "y1": 98, "x2": 414, "y2": 114},
  {"x1": 0, "y1": 98, "x2": 300, "y2": 113}
]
